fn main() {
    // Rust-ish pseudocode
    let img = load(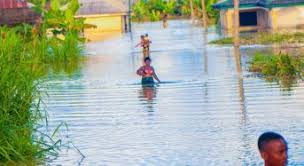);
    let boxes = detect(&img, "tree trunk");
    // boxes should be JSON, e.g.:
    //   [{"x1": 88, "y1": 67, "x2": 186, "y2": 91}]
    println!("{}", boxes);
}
[
  {"x1": 190, "y1": 0, "x2": 194, "y2": 21},
  {"x1": 201, "y1": 0, "x2": 208, "y2": 28},
  {"x1": 233, "y1": 0, "x2": 240, "y2": 46}
]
